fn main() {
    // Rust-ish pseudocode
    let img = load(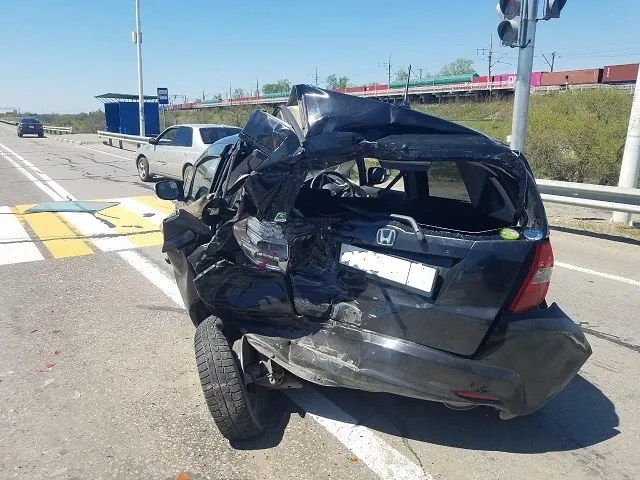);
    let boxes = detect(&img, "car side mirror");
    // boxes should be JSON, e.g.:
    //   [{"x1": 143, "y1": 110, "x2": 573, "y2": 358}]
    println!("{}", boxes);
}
[
  {"x1": 367, "y1": 166, "x2": 389, "y2": 186},
  {"x1": 155, "y1": 180, "x2": 183, "y2": 200},
  {"x1": 149, "y1": 137, "x2": 158, "y2": 145}
]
